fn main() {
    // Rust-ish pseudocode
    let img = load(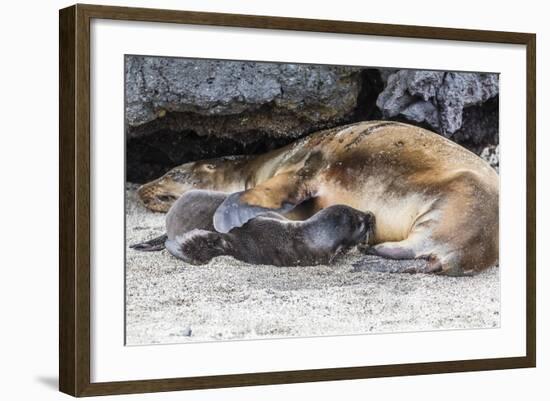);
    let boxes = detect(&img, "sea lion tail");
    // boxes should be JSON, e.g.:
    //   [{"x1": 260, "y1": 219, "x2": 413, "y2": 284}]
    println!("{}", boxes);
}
[{"x1": 129, "y1": 234, "x2": 168, "y2": 252}]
